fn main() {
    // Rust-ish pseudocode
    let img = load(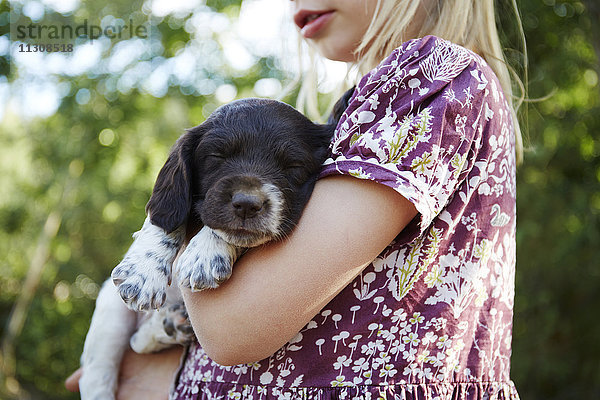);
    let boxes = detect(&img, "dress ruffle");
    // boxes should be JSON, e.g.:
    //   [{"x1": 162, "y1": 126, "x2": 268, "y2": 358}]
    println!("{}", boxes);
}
[{"x1": 172, "y1": 380, "x2": 520, "y2": 400}]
